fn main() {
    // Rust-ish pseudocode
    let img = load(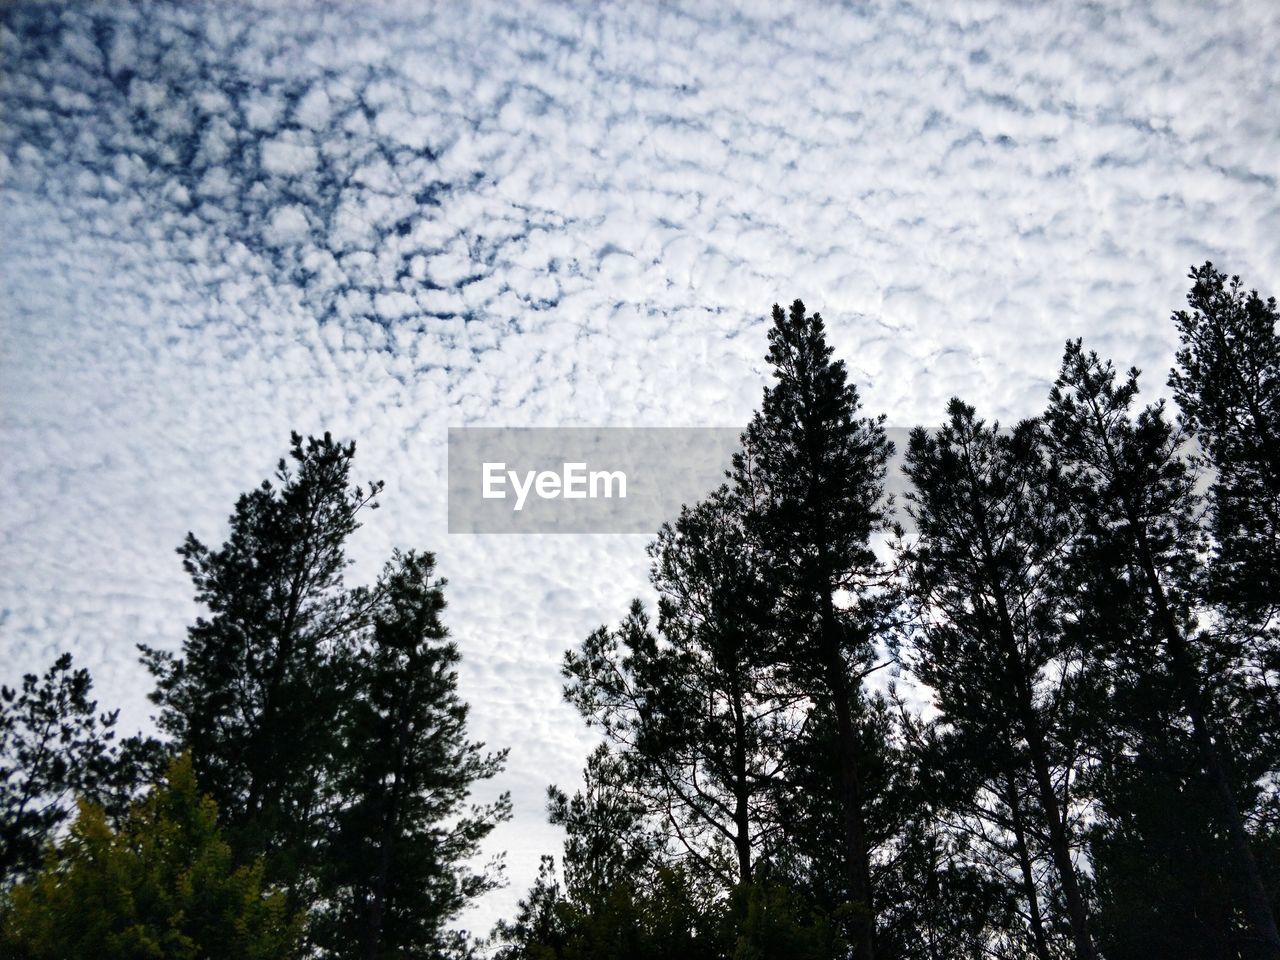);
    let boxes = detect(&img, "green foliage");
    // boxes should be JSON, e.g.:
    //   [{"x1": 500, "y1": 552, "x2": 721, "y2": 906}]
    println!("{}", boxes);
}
[
  {"x1": 140, "y1": 433, "x2": 509, "y2": 955},
  {"x1": 730, "y1": 878, "x2": 838, "y2": 960},
  {"x1": 0, "y1": 753, "x2": 300, "y2": 960}
]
